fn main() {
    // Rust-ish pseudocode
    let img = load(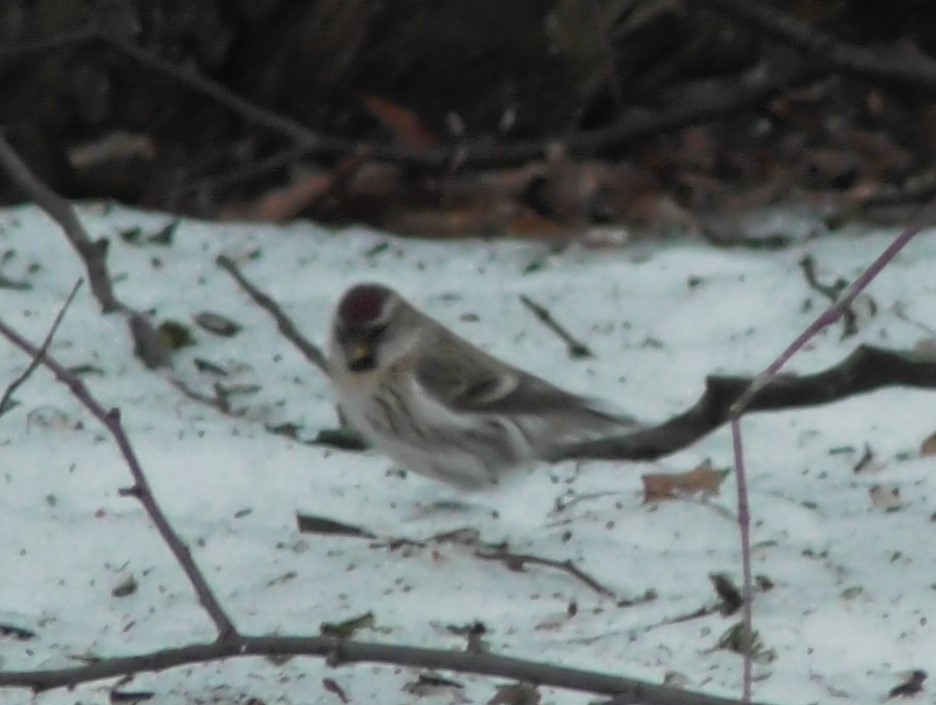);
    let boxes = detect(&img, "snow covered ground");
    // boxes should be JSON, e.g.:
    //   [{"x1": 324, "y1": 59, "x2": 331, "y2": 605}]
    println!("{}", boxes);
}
[{"x1": 1, "y1": 203, "x2": 934, "y2": 704}]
